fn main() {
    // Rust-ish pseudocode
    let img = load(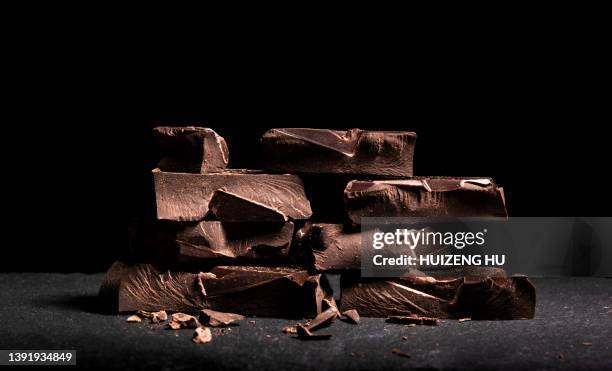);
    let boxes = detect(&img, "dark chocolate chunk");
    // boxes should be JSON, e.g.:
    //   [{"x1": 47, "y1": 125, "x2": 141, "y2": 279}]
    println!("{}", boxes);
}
[
  {"x1": 386, "y1": 315, "x2": 440, "y2": 326},
  {"x1": 154, "y1": 126, "x2": 229, "y2": 173},
  {"x1": 153, "y1": 169, "x2": 312, "y2": 222},
  {"x1": 261, "y1": 128, "x2": 416, "y2": 177},
  {"x1": 339, "y1": 274, "x2": 535, "y2": 319},
  {"x1": 99, "y1": 261, "x2": 330, "y2": 318},
  {"x1": 137, "y1": 310, "x2": 168, "y2": 323},
  {"x1": 192, "y1": 327, "x2": 213, "y2": 344},
  {"x1": 344, "y1": 178, "x2": 508, "y2": 224},
  {"x1": 200, "y1": 309, "x2": 245, "y2": 327},
  {"x1": 295, "y1": 324, "x2": 332, "y2": 340},
  {"x1": 166, "y1": 221, "x2": 294, "y2": 261},
  {"x1": 168, "y1": 313, "x2": 201, "y2": 329},
  {"x1": 294, "y1": 223, "x2": 362, "y2": 272}
]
